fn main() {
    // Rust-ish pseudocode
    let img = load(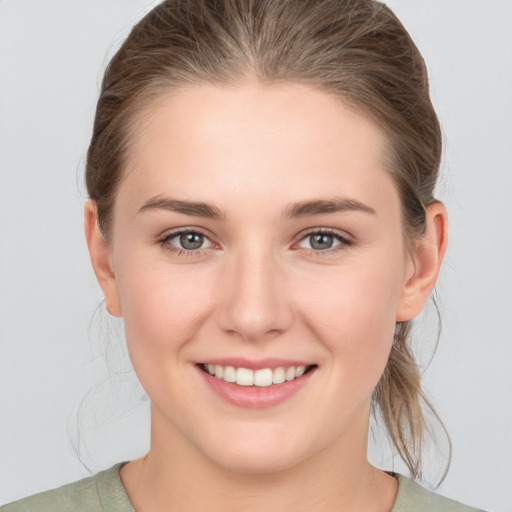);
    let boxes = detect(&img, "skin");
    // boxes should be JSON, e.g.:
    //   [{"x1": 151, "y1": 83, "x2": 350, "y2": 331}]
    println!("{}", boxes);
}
[{"x1": 85, "y1": 82, "x2": 447, "y2": 512}]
